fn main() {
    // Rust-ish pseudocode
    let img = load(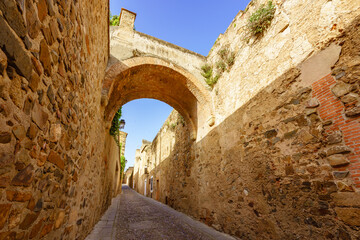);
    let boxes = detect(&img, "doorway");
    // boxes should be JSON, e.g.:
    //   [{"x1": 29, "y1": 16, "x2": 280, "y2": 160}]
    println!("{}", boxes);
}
[{"x1": 156, "y1": 179, "x2": 160, "y2": 200}]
